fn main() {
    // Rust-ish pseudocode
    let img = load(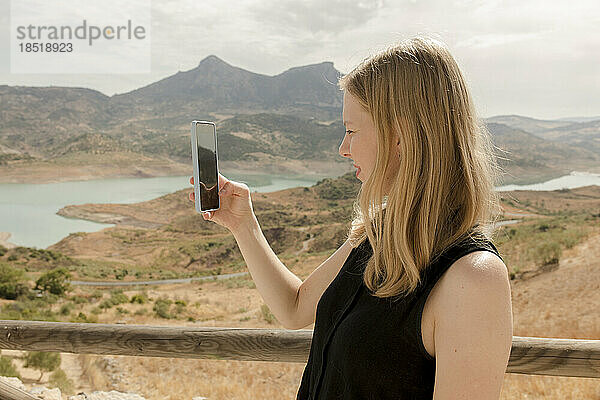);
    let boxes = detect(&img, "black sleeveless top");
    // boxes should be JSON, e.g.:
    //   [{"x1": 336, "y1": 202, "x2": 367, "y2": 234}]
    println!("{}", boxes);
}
[{"x1": 296, "y1": 233, "x2": 503, "y2": 399}]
